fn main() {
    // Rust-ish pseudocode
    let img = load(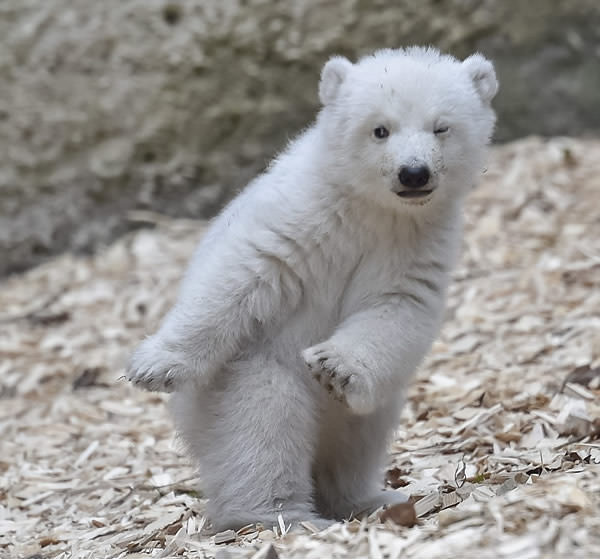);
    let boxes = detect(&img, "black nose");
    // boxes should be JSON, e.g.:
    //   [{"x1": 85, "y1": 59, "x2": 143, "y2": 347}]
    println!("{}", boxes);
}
[{"x1": 398, "y1": 165, "x2": 430, "y2": 188}]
